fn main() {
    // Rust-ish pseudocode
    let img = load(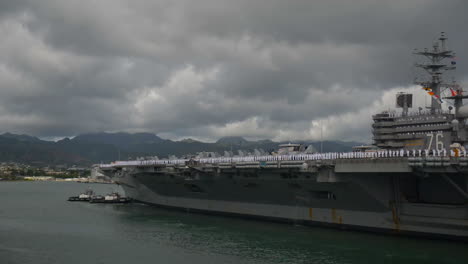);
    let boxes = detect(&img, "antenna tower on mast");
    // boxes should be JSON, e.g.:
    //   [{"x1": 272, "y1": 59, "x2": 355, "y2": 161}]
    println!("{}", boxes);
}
[{"x1": 414, "y1": 32, "x2": 456, "y2": 113}]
